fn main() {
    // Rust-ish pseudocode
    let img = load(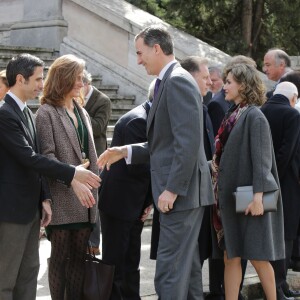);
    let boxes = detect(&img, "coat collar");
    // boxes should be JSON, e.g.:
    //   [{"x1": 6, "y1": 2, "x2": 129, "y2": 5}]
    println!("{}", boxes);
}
[
  {"x1": 147, "y1": 62, "x2": 179, "y2": 134},
  {"x1": 85, "y1": 86, "x2": 97, "y2": 111},
  {"x1": 55, "y1": 101, "x2": 89, "y2": 161},
  {"x1": 267, "y1": 94, "x2": 291, "y2": 106},
  {"x1": 4, "y1": 94, "x2": 37, "y2": 148}
]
